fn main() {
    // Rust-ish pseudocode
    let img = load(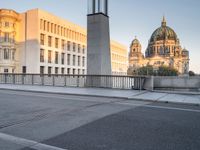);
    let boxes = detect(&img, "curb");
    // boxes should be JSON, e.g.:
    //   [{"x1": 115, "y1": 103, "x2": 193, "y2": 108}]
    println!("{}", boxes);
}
[
  {"x1": 0, "y1": 88, "x2": 200, "y2": 106},
  {"x1": 0, "y1": 88, "x2": 129, "y2": 100},
  {"x1": 153, "y1": 90, "x2": 200, "y2": 95}
]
